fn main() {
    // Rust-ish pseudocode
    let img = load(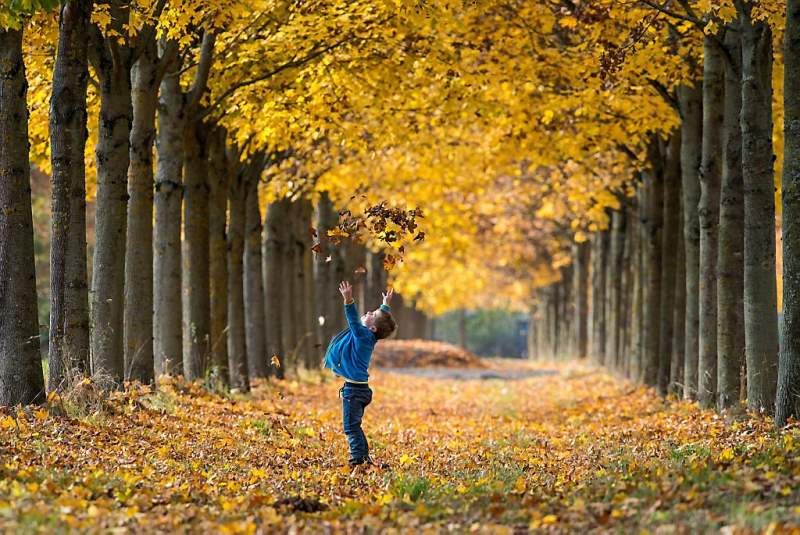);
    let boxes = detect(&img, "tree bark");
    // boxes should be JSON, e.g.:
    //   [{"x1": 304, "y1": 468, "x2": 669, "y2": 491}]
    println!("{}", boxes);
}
[
  {"x1": 658, "y1": 132, "x2": 681, "y2": 396},
  {"x1": 208, "y1": 130, "x2": 229, "y2": 387},
  {"x1": 154, "y1": 31, "x2": 213, "y2": 379},
  {"x1": 48, "y1": 0, "x2": 92, "y2": 389},
  {"x1": 366, "y1": 250, "x2": 385, "y2": 304},
  {"x1": 314, "y1": 193, "x2": 347, "y2": 348},
  {"x1": 642, "y1": 142, "x2": 664, "y2": 387},
  {"x1": 606, "y1": 211, "x2": 625, "y2": 370},
  {"x1": 573, "y1": 241, "x2": 590, "y2": 359},
  {"x1": 671, "y1": 200, "x2": 687, "y2": 396},
  {"x1": 244, "y1": 167, "x2": 266, "y2": 380},
  {"x1": 619, "y1": 203, "x2": 634, "y2": 374},
  {"x1": 716, "y1": 28, "x2": 745, "y2": 411},
  {"x1": 153, "y1": 55, "x2": 185, "y2": 377},
  {"x1": 300, "y1": 200, "x2": 319, "y2": 367},
  {"x1": 182, "y1": 118, "x2": 211, "y2": 380},
  {"x1": 0, "y1": 28, "x2": 46, "y2": 405},
  {"x1": 264, "y1": 199, "x2": 287, "y2": 378},
  {"x1": 679, "y1": 83, "x2": 703, "y2": 400},
  {"x1": 739, "y1": 4, "x2": 779, "y2": 414},
  {"x1": 590, "y1": 232, "x2": 607, "y2": 364},
  {"x1": 288, "y1": 201, "x2": 309, "y2": 367},
  {"x1": 89, "y1": 0, "x2": 133, "y2": 385},
  {"x1": 527, "y1": 307, "x2": 537, "y2": 359},
  {"x1": 281, "y1": 201, "x2": 299, "y2": 366},
  {"x1": 698, "y1": 36, "x2": 724, "y2": 408},
  {"x1": 562, "y1": 265, "x2": 573, "y2": 358},
  {"x1": 535, "y1": 290, "x2": 547, "y2": 360},
  {"x1": 550, "y1": 283, "x2": 560, "y2": 359},
  {"x1": 630, "y1": 198, "x2": 645, "y2": 380},
  {"x1": 124, "y1": 34, "x2": 158, "y2": 385},
  {"x1": 227, "y1": 157, "x2": 249, "y2": 391},
  {"x1": 777, "y1": 0, "x2": 800, "y2": 426}
]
